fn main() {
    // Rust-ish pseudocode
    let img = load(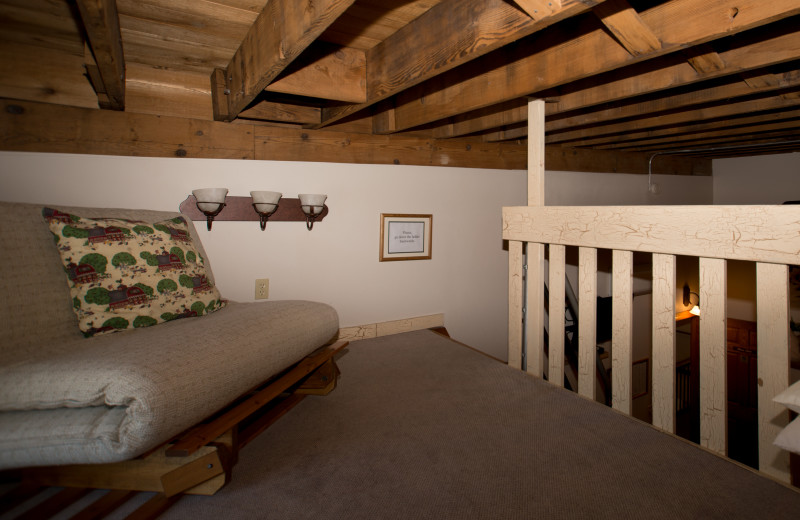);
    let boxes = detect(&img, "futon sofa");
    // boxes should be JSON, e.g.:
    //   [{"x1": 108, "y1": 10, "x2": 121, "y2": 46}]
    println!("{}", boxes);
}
[{"x1": 0, "y1": 201, "x2": 339, "y2": 470}]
